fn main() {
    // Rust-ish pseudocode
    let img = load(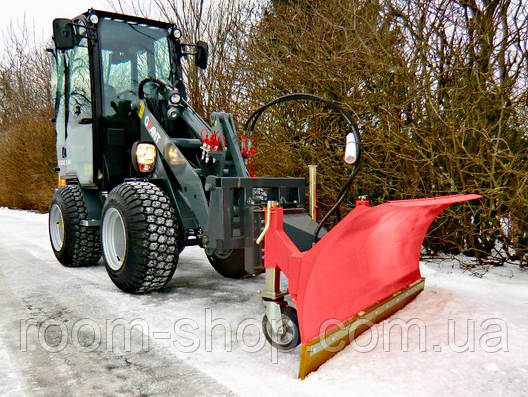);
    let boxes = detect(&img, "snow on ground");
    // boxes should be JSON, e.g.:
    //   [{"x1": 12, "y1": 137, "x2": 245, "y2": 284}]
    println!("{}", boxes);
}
[{"x1": 0, "y1": 207, "x2": 527, "y2": 396}]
